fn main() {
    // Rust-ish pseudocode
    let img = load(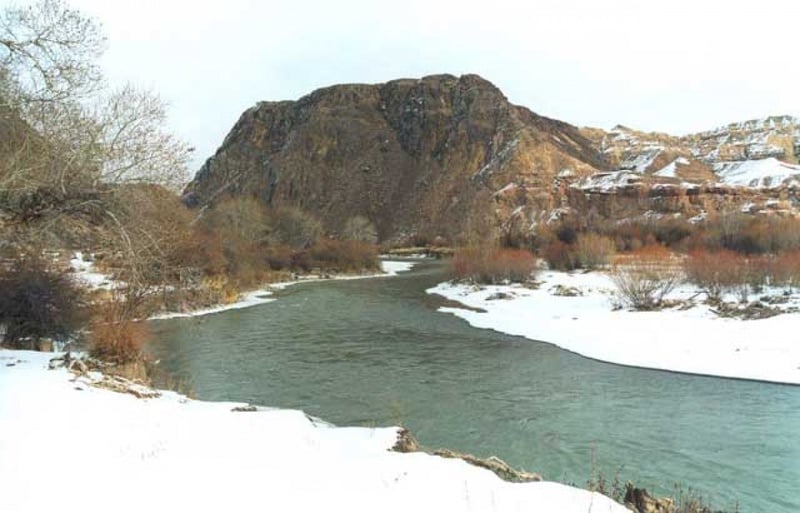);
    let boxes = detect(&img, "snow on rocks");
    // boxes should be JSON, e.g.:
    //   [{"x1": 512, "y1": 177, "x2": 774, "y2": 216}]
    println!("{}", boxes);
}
[
  {"x1": 0, "y1": 349, "x2": 628, "y2": 513},
  {"x1": 653, "y1": 157, "x2": 690, "y2": 178},
  {"x1": 428, "y1": 271, "x2": 800, "y2": 385},
  {"x1": 714, "y1": 158, "x2": 800, "y2": 188}
]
